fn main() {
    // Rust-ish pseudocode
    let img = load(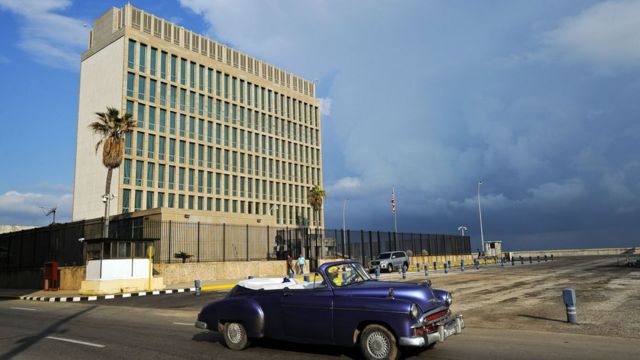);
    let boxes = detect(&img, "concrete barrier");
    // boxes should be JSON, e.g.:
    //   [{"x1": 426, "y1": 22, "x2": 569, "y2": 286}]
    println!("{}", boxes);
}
[
  {"x1": 510, "y1": 247, "x2": 638, "y2": 258},
  {"x1": 155, "y1": 260, "x2": 286, "y2": 286}
]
